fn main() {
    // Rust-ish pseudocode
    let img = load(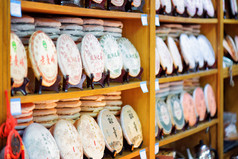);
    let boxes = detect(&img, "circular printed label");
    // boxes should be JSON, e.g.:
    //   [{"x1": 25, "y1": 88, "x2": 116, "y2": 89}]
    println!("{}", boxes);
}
[
  {"x1": 155, "y1": 47, "x2": 160, "y2": 75},
  {"x1": 10, "y1": 32, "x2": 28, "y2": 87},
  {"x1": 193, "y1": 87, "x2": 207, "y2": 121},
  {"x1": 117, "y1": 38, "x2": 141, "y2": 77},
  {"x1": 81, "y1": 34, "x2": 104, "y2": 82},
  {"x1": 167, "y1": 37, "x2": 183, "y2": 72},
  {"x1": 100, "y1": 35, "x2": 123, "y2": 79},
  {"x1": 204, "y1": 84, "x2": 216, "y2": 117},
  {"x1": 53, "y1": 120, "x2": 83, "y2": 159},
  {"x1": 57, "y1": 34, "x2": 82, "y2": 85},
  {"x1": 172, "y1": 0, "x2": 185, "y2": 14},
  {"x1": 195, "y1": 0, "x2": 204, "y2": 16},
  {"x1": 185, "y1": 0, "x2": 196, "y2": 16},
  {"x1": 133, "y1": 0, "x2": 142, "y2": 7},
  {"x1": 120, "y1": 105, "x2": 143, "y2": 148},
  {"x1": 97, "y1": 109, "x2": 123, "y2": 154},
  {"x1": 203, "y1": 0, "x2": 215, "y2": 17},
  {"x1": 173, "y1": 101, "x2": 182, "y2": 120},
  {"x1": 156, "y1": 37, "x2": 173, "y2": 74},
  {"x1": 111, "y1": 0, "x2": 124, "y2": 6},
  {"x1": 29, "y1": 31, "x2": 58, "y2": 87},
  {"x1": 180, "y1": 34, "x2": 195, "y2": 69},
  {"x1": 197, "y1": 35, "x2": 215, "y2": 67},
  {"x1": 93, "y1": 0, "x2": 103, "y2": 4},
  {"x1": 180, "y1": 92, "x2": 197, "y2": 127},
  {"x1": 76, "y1": 115, "x2": 105, "y2": 159},
  {"x1": 155, "y1": 0, "x2": 160, "y2": 11},
  {"x1": 189, "y1": 35, "x2": 204, "y2": 68},
  {"x1": 156, "y1": 99, "x2": 172, "y2": 134}
]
